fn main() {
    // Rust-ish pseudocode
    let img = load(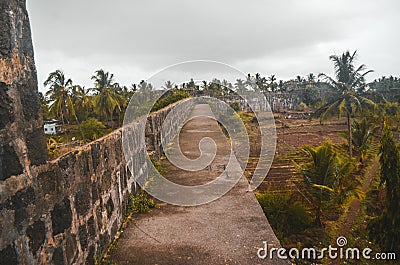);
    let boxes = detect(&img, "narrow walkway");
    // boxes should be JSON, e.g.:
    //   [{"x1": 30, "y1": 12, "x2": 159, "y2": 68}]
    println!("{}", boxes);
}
[{"x1": 110, "y1": 104, "x2": 288, "y2": 265}]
